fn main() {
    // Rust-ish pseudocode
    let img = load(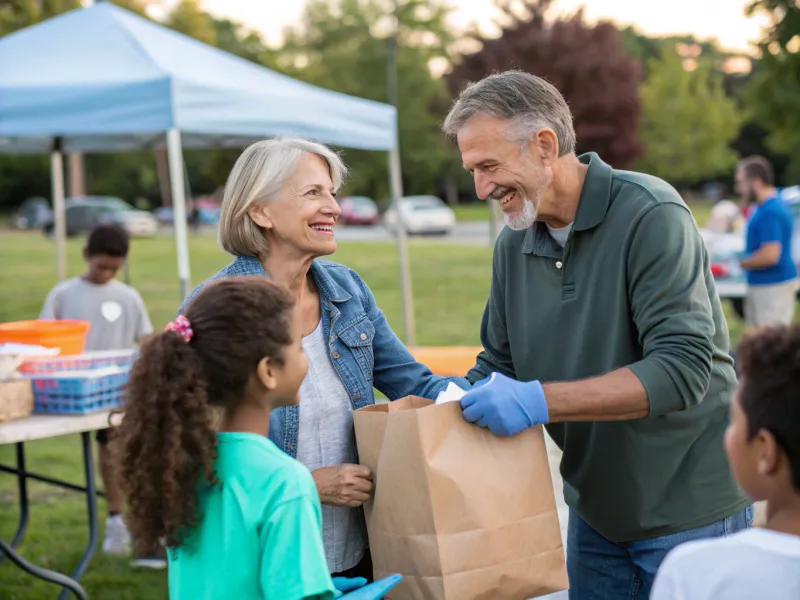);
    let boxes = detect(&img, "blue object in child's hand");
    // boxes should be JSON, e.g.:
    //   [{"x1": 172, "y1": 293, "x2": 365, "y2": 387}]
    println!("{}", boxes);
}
[
  {"x1": 337, "y1": 574, "x2": 403, "y2": 599},
  {"x1": 333, "y1": 577, "x2": 368, "y2": 594}
]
